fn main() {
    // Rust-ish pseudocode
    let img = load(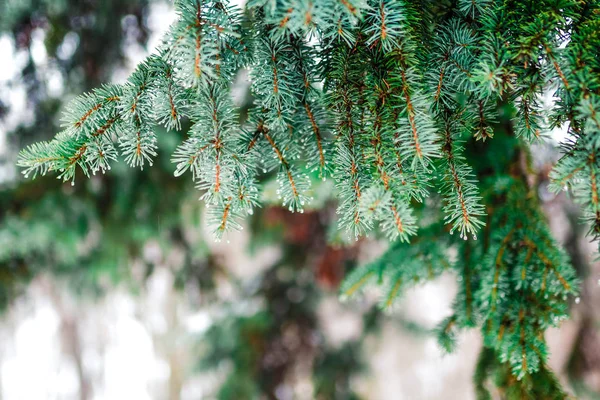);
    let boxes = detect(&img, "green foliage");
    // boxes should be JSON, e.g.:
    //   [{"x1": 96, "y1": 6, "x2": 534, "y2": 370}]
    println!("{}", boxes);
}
[
  {"x1": 16, "y1": 0, "x2": 599, "y2": 395},
  {"x1": 477, "y1": 180, "x2": 577, "y2": 380},
  {"x1": 340, "y1": 225, "x2": 451, "y2": 308},
  {"x1": 198, "y1": 312, "x2": 272, "y2": 400}
]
